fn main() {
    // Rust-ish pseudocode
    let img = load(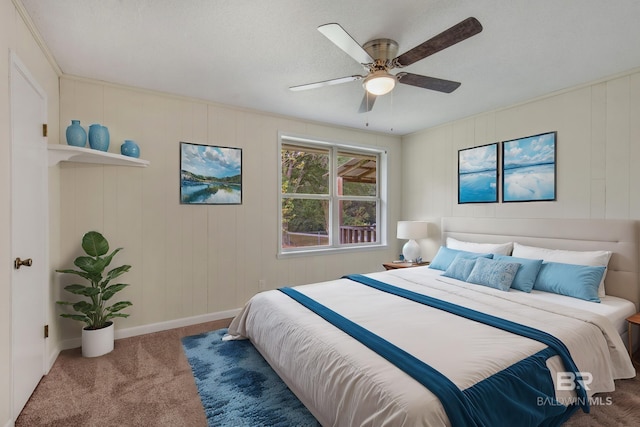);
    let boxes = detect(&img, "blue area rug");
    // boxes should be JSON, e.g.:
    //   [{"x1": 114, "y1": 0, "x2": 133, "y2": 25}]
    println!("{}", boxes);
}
[{"x1": 181, "y1": 328, "x2": 320, "y2": 427}]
